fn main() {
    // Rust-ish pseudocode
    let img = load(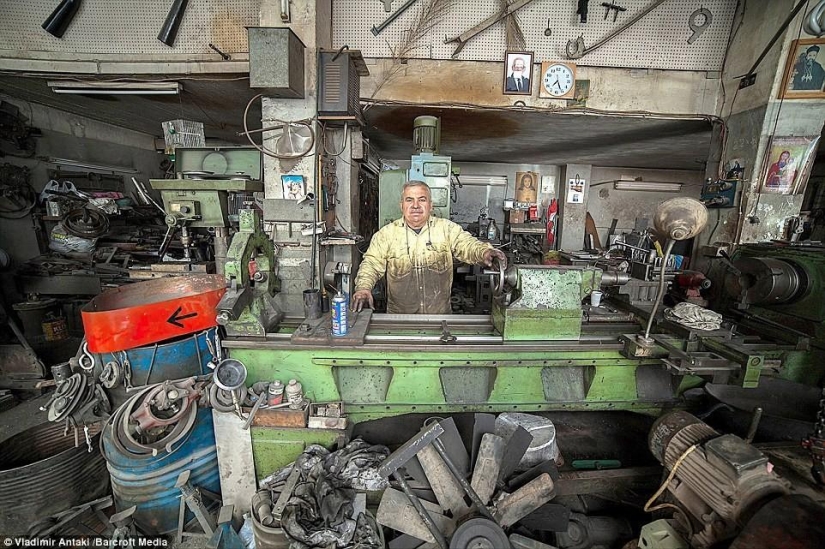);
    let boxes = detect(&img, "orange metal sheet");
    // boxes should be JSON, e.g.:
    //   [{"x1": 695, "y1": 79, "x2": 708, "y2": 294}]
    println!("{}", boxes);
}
[{"x1": 81, "y1": 275, "x2": 227, "y2": 353}]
